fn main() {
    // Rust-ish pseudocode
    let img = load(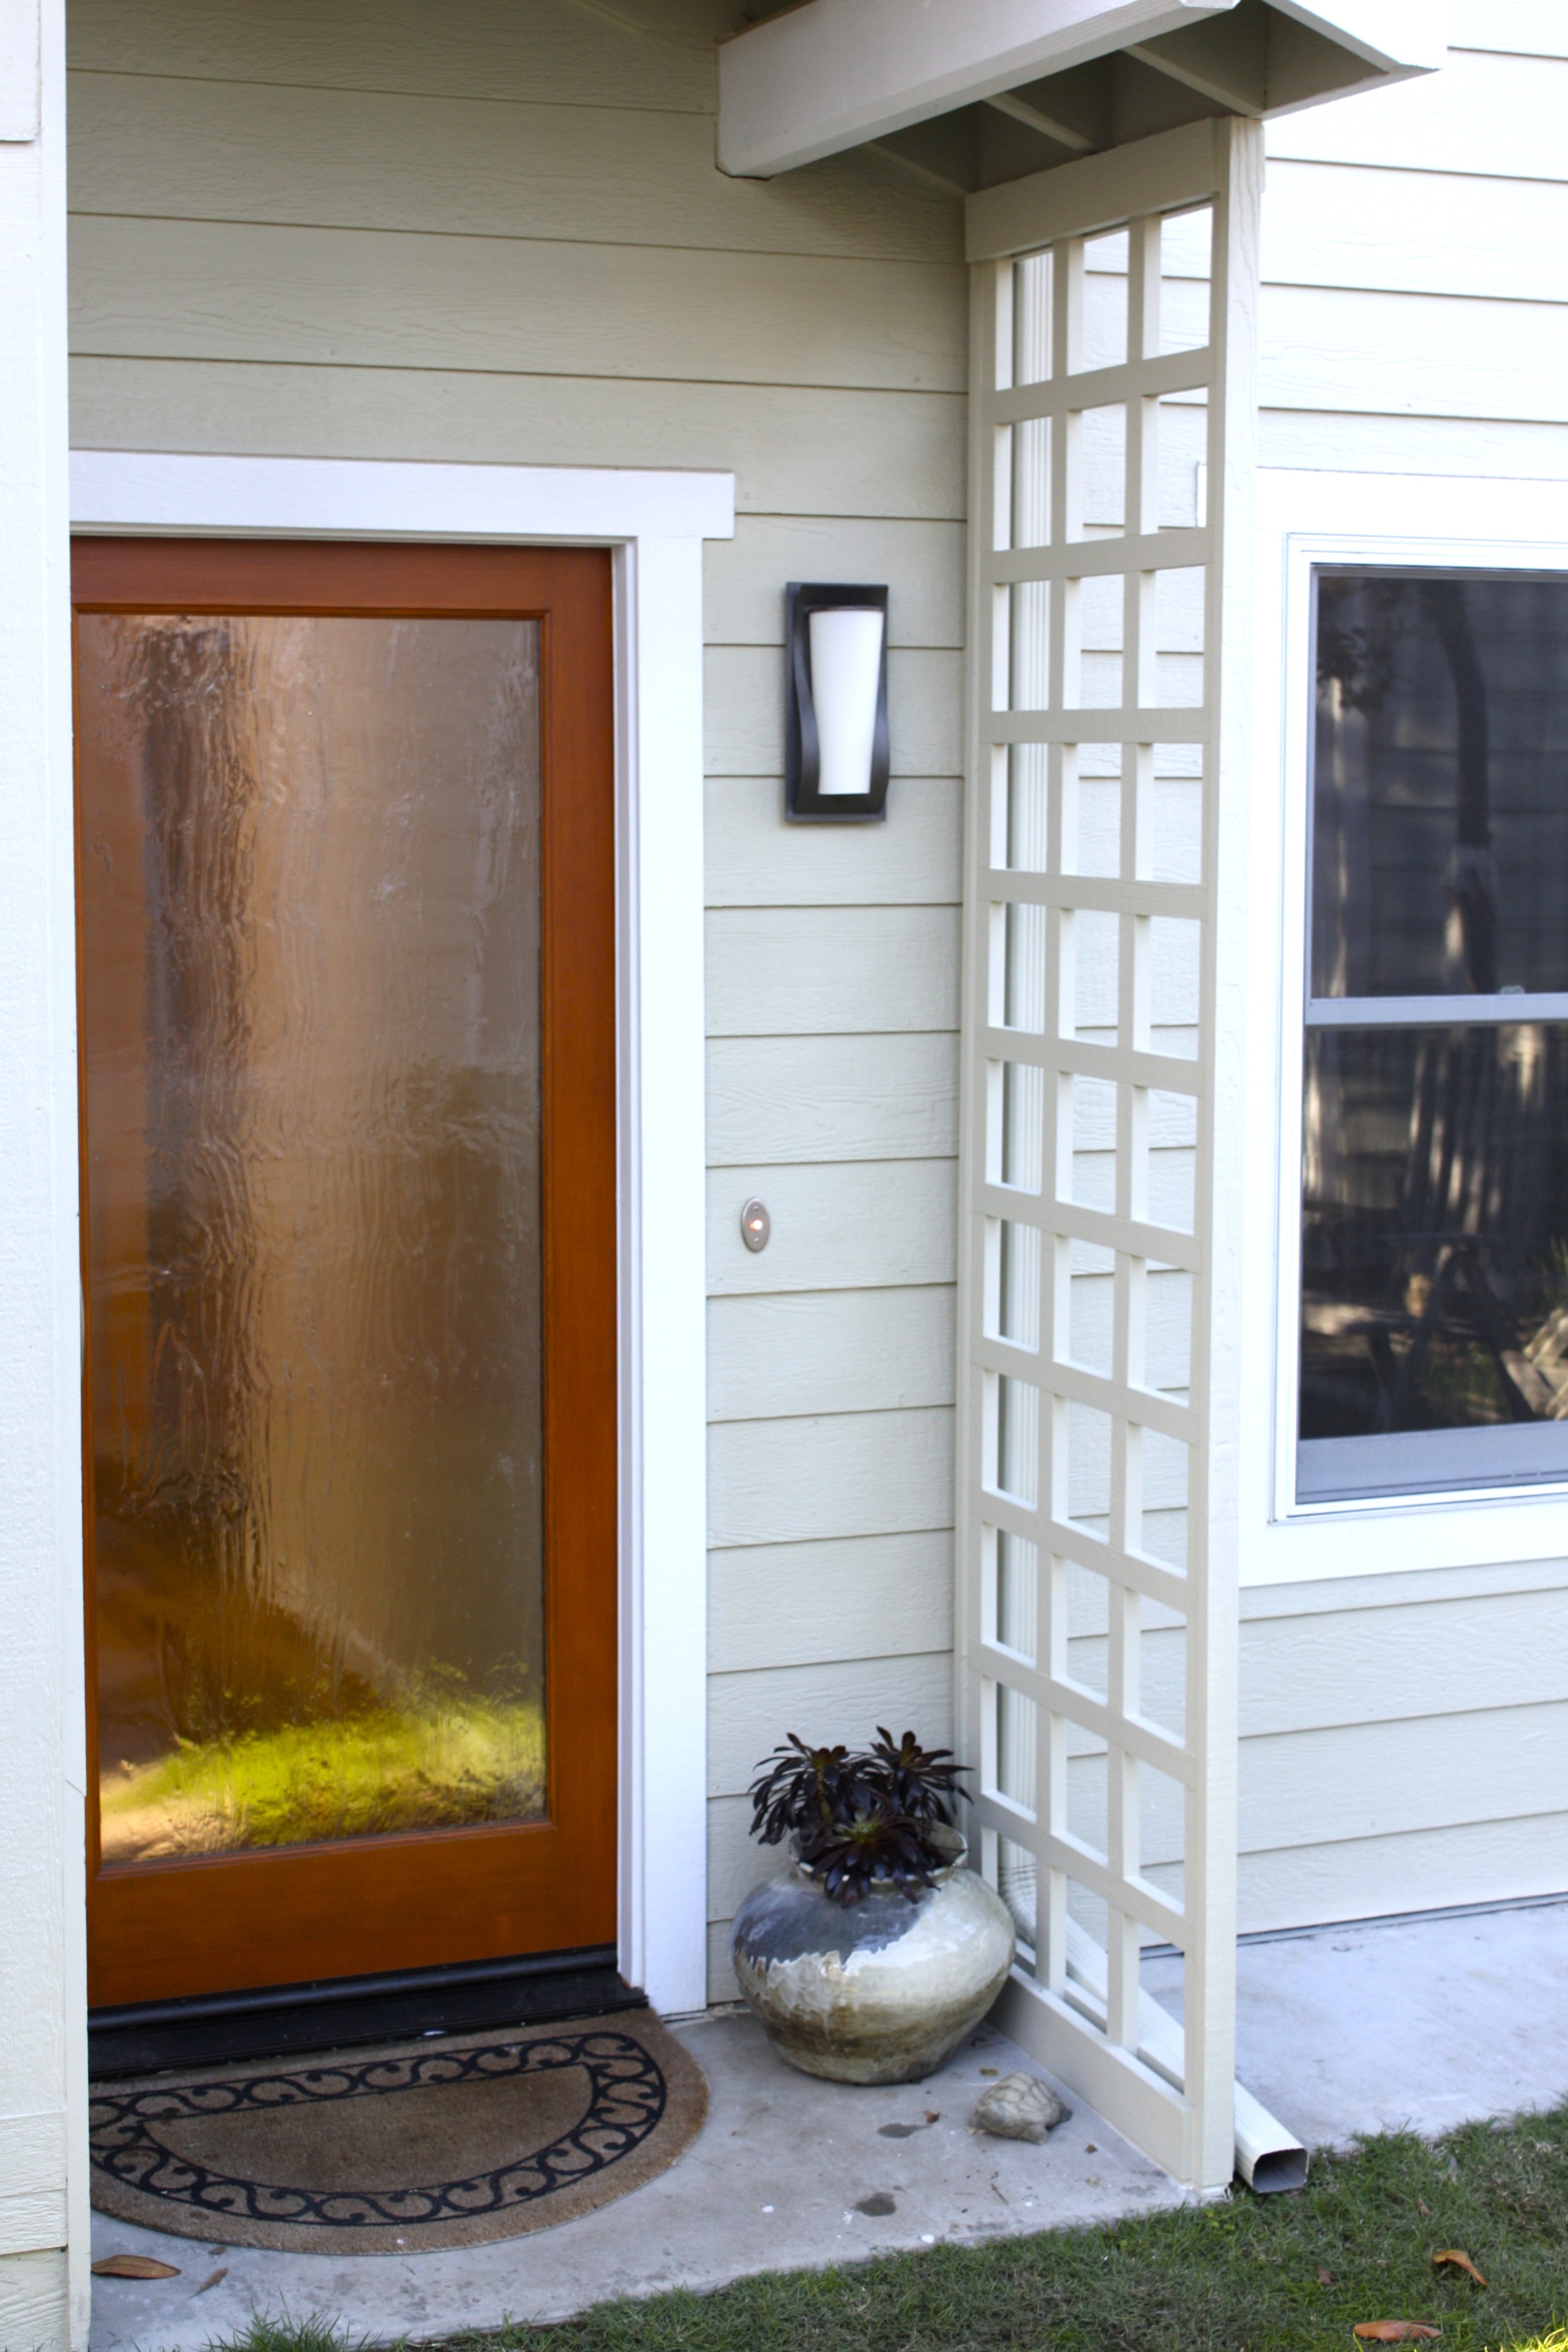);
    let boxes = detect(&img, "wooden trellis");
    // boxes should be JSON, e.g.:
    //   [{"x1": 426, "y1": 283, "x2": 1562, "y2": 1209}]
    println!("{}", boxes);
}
[{"x1": 958, "y1": 117, "x2": 1263, "y2": 2193}]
